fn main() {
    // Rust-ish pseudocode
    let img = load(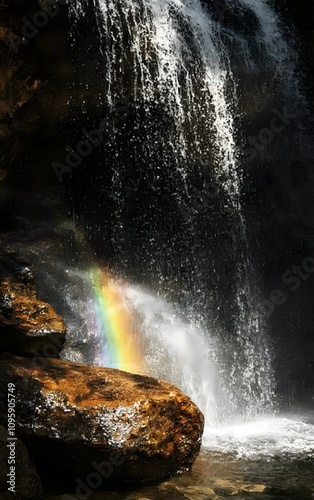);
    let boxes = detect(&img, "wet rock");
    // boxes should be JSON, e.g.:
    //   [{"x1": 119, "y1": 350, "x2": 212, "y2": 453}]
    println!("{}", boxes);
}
[
  {"x1": 179, "y1": 485, "x2": 219, "y2": 500},
  {"x1": 241, "y1": 484, "x2": 266, "y2": 493},
  {"x1": 0, "y1": 425, "x2": 42, "y2": 500},
  {"x1": 0, "y1": 354, "x2": 204, "y2": 487},
  {"x1": 0, "y1": 277, "x2": 66, "y2": 357}
]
